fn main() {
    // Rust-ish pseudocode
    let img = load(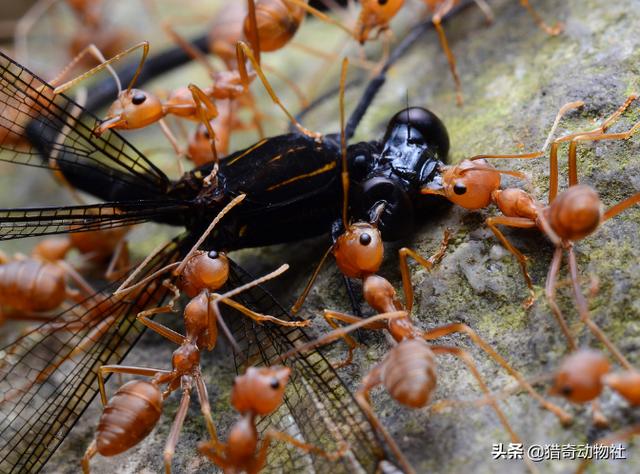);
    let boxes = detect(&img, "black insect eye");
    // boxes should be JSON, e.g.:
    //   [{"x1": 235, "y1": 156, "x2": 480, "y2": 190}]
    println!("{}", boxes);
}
[
  {"x1": 359, "y1": 233, "x2": 372, "y2": 246},
  {"x1": 378, "y1": 0, "x2": 388, "y2": 5},
  {"x1": 131, "y1": 92, "x2": 147, "y2": 105},
  {"x1": 560, "y1": 385, "x2": 573, "y2": 396},
  {"x1": 453, "y1": 182, "x2": 467, "y2": 195},
  {"x1": 353, "y1": 154, "x2": 367, "y2": 169},
  {"x1": 208, "y1": 250, "x2": 219, "y2": 259},
  {"x1": 270, "y1": 379, "x2": 280, "y2": 390}
]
